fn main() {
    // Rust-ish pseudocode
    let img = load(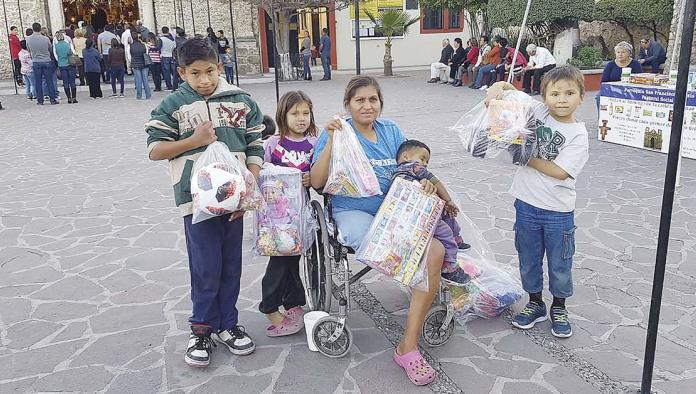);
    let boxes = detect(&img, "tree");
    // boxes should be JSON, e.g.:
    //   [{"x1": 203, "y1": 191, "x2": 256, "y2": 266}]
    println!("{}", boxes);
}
[
  {"x1": 417, "y1": 0, "x2": 490, "y2": 39},
  {"x1": 594, "y1": 0, "x2": 673, "y2": 50},
  {"x1": 365, "y1": 9, "x2": 421, "y2": 76}
]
